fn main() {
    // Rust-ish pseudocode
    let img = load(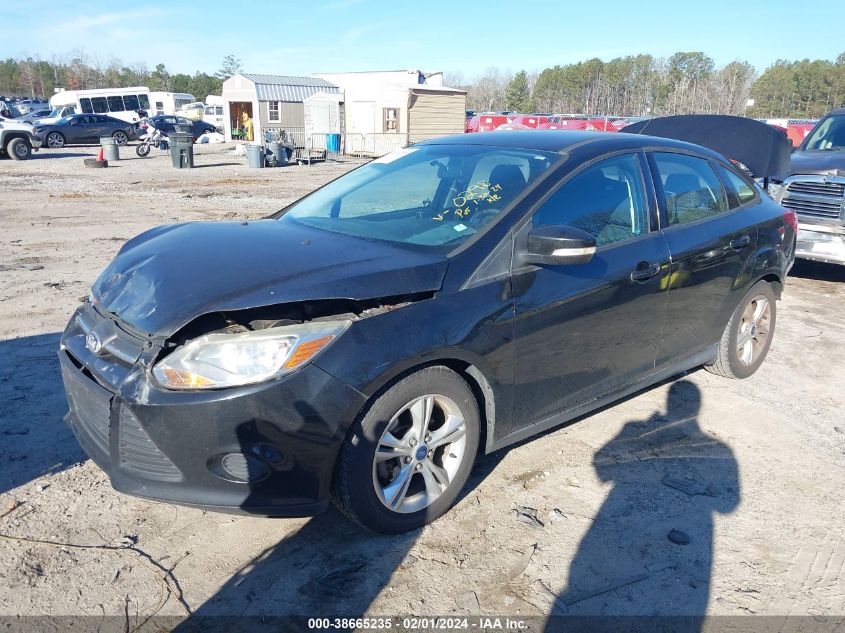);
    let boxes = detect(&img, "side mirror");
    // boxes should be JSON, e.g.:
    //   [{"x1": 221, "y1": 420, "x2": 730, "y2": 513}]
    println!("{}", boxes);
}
[{"x1": 522, "y1": 225, "x2": 597, "y2": 266}]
